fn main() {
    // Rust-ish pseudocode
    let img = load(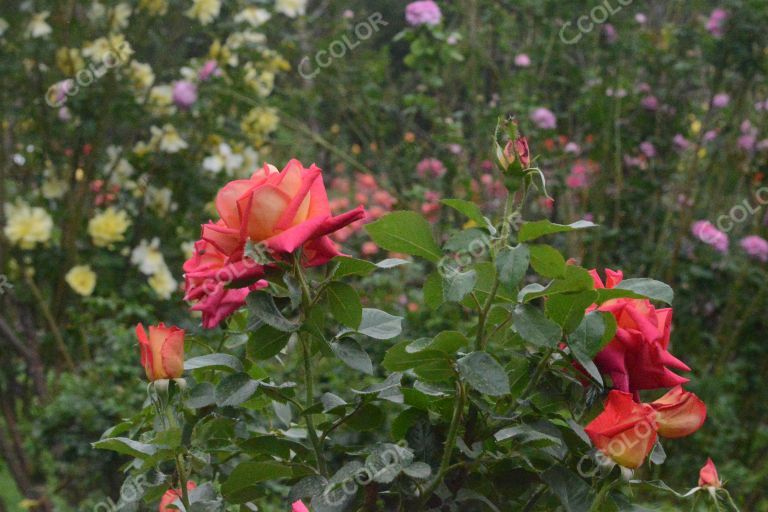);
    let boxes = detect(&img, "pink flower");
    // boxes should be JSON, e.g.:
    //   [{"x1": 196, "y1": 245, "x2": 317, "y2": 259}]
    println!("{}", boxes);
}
[
  {"x1": 361, "y1": 241, "x2": 379, "y2": 256},
  {"x1": 712, "y1": 93, "x2": 730, "y2": 108},
  {"x1": 199, "y1": 60, "x2": 221, "y2": 81},
  {"x1": 172, "y1": 81, "x2": 198, "y2": 108},
  {"x1": 564, "y1": 142, "x2": 580, "y2": 154},
  {"x1": 673, "y1": 134, "x2": 691, "y2": 150},
  {"x1": 641, "y1": 95, "x2": 659, "y2": 111},
  {"x1": 514, "y1": 53, "x2": 531, "y2": 67},
  {"x1": 706, "y1": 8, "x2": 728, "y2": 38},
  {"x1": 691, "y1": 220, "x2": 729, "y2": 253},
  {"x1": 703, "y1": 130, "x2": 719, "y2": 143},
  {"x1": 739, "y1": 235, "x2": 768, "y2": 262},
  {"x1": 640, "y1": 141, "x2": 656, "y2": 158},
  {"x1": 635, "y1": 13, "x2": 647, "y2": 24},
  {"x1": 602, "y1": 24, "x2": 618, "y2": 43},
  {"x1": 416, "y1": 158, "x2": 447, "y2": 179},
  {"x1": 292, "y1": 500, "x2": 309, "y2": 512},
  {"x1": 405, "y1": 0, "x2": 442, "y2": 26},
  {"x1": 530, "y1": 107, "x2": 557, "y2": 130}
]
